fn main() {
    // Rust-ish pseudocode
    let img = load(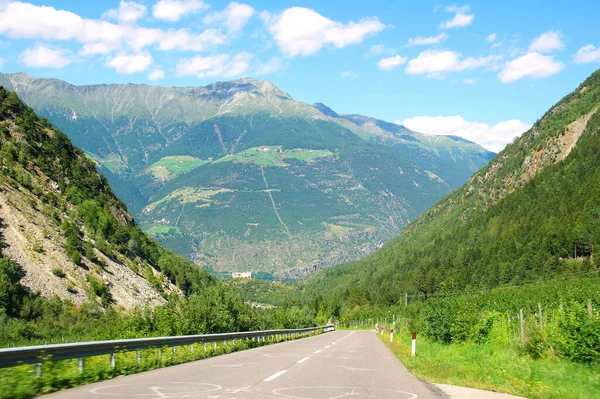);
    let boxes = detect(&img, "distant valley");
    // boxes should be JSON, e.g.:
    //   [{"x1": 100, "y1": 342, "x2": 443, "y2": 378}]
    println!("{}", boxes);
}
[{"x1": 0, "y1": 73, "x2": 494, "y2": 278}]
